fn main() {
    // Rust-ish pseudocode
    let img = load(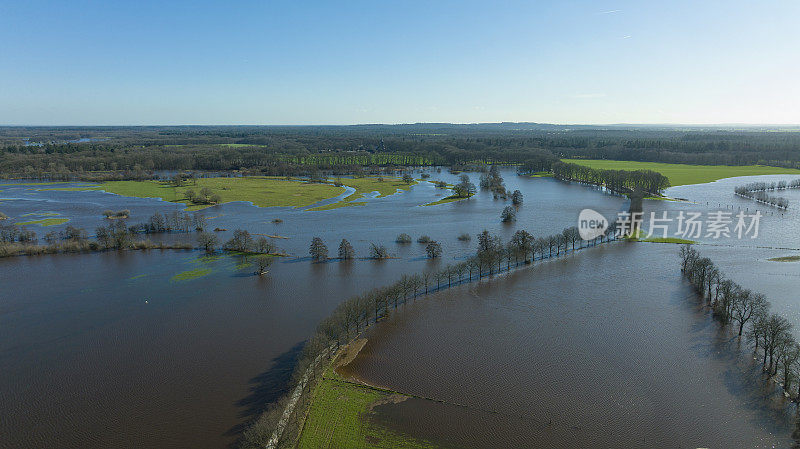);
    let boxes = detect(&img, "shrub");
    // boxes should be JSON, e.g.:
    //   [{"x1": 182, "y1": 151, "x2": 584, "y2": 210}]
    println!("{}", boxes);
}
[{"x1": 396, "y1": 233, "x2": 412, "y2": 244}]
